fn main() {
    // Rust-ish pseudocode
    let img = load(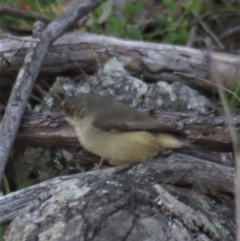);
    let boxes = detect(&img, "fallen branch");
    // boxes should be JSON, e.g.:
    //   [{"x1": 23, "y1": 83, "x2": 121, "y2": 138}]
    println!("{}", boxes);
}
[
  {"x1": 0, "y1": 0, "x2": 106, "y2": 182},
  {"x1": 1, "y1": 31, "x2": 240, "y2": 93},
  {"x1": 0, "y1": 153, "x2": 234, "y2": 241},
  {"x1": 6, "y1": 112, "x2": 239, "y2": 152}
]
